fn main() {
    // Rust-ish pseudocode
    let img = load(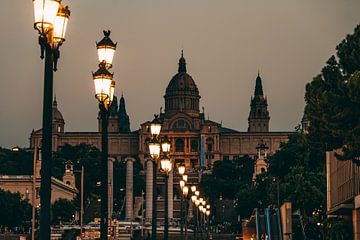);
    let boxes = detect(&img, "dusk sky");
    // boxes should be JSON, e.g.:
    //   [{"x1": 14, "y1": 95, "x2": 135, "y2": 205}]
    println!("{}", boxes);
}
[{"x1": 1, "y1": 0, "x2": 360, "y2": 148}]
